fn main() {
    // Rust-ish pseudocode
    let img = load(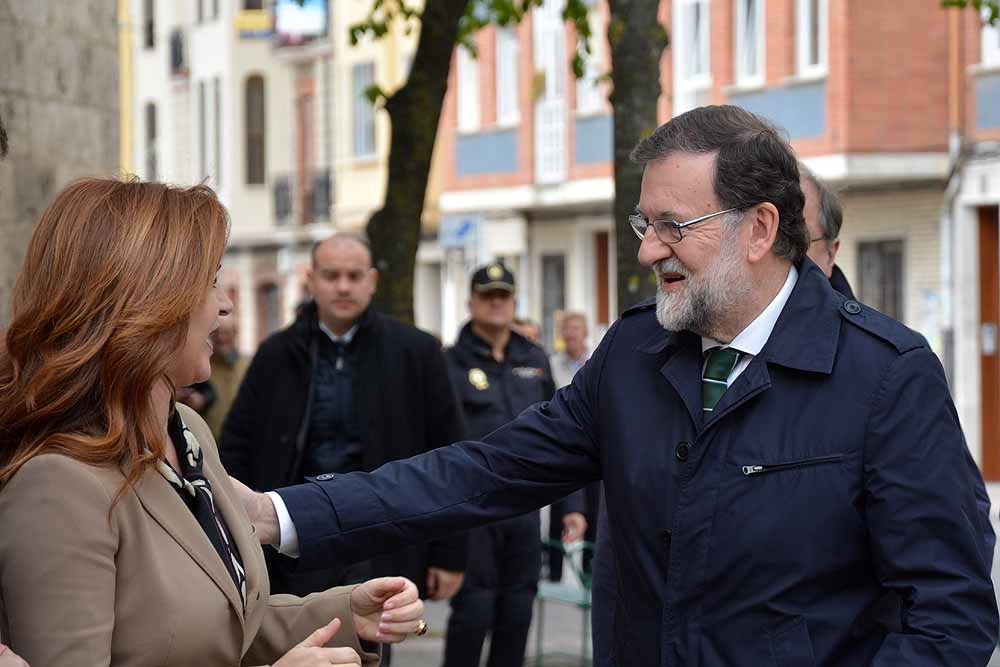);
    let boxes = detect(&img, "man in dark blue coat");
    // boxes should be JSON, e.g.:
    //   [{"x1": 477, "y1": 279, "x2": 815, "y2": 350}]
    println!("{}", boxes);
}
[{"x1": 239, "y1": 105, "x2": 999, "y2": 666}]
